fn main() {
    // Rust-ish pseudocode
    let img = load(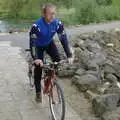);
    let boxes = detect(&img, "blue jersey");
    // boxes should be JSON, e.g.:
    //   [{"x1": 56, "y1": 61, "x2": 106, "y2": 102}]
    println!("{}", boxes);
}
[{"x1": 29, "y1": 17, "x2": 72, "y2": 59}]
